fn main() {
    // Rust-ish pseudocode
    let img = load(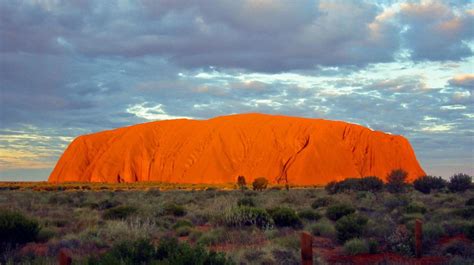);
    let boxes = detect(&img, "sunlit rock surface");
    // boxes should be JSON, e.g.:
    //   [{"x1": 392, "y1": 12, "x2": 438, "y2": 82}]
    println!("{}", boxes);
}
[{"x1": 49, "y1": 113, "x2": 425, "y2": 185}]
